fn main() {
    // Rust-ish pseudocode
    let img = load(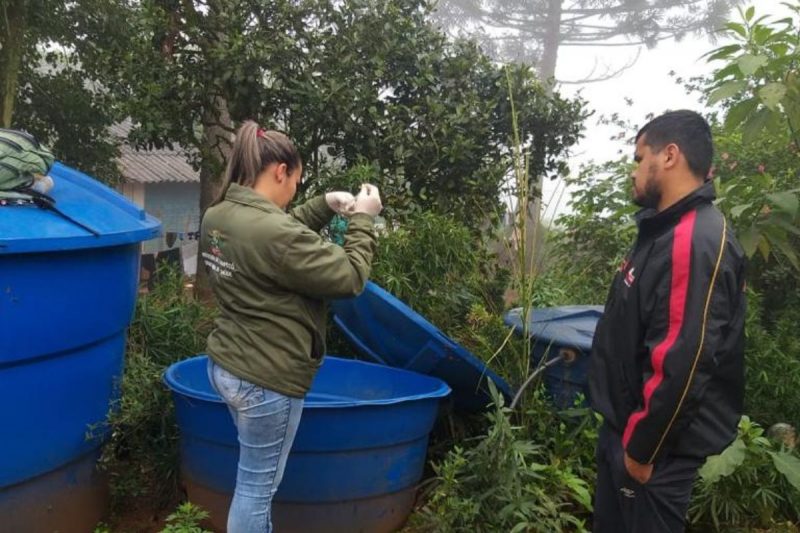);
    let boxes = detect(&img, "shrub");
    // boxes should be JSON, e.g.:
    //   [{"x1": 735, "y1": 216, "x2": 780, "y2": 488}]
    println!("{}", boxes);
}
[
  {"x1": 97, "y1": 265, "x2": 216, "y2": 511},
  {"x1": 411, "y1": 386, "x2": 594, "y2": 533},
  {"x1": 371, "y1": 211, "x2": 508, "y2": 334},
  {"x1": 744, "y1": 291, "x2": 800, "y2": 430},
  {"x1": 546, "y1": 158, "x2": 637, "y2": 305},
  {"x1": 689, "y1": 416, "x2": 800, "y2": 531}
]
